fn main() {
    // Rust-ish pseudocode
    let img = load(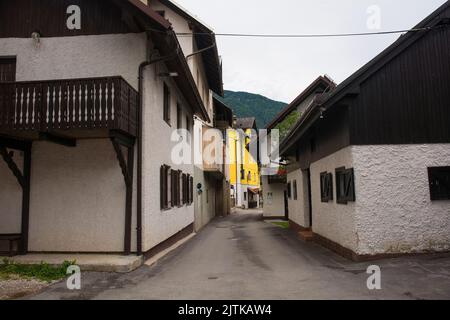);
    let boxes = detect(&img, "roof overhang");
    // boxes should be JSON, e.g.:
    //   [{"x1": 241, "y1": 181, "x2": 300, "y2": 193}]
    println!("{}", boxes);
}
[
  {"x1": 279, "y1": 1, "x2": 450, "y2": 156},
  {"x1": 158, "y1": 0, "x2": 224, "y2": 96},
  {"x1": 266, "y1": 75, "x2": 336, "y2": 130},
  {"x1": 119, "y1": 0, "x2": 210, "y2": 121}
]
